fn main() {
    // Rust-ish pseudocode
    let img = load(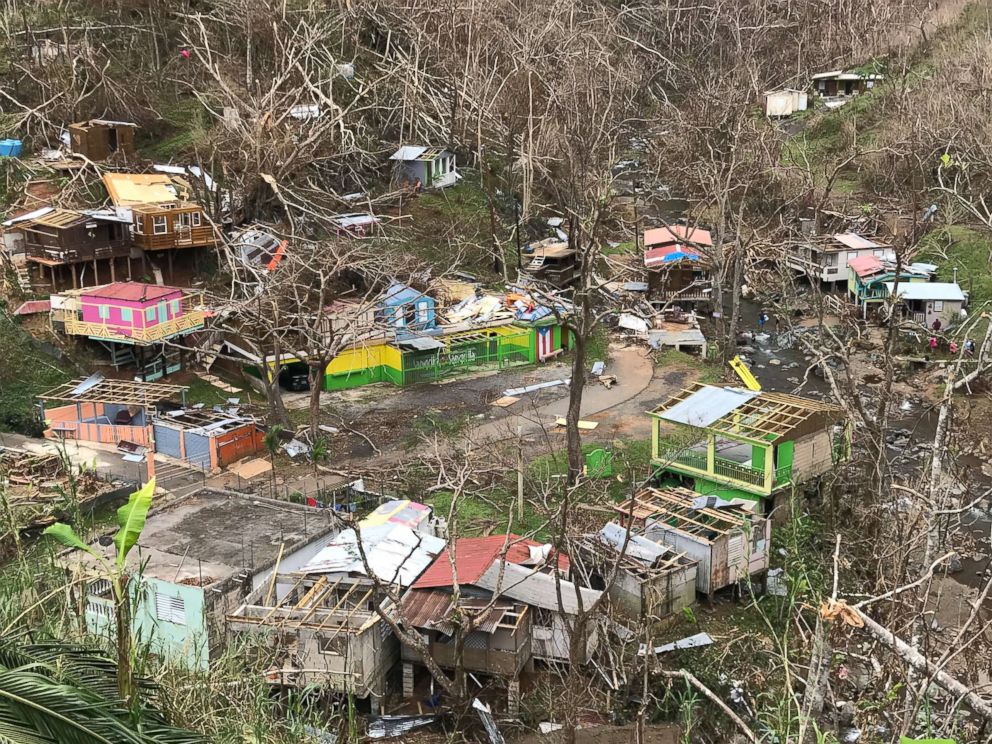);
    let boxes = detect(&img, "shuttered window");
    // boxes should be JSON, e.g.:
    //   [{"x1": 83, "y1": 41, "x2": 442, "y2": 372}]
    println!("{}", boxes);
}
[{"x1": 155, "y1": 592, "x2": 186, "y2": 625}]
